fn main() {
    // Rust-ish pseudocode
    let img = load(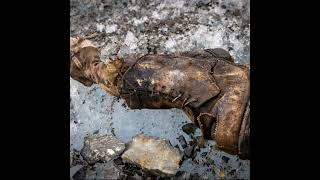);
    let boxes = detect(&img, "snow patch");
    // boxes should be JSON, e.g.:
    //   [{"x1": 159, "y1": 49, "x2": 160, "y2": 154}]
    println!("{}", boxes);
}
[
  {"x1": 96, "y1": 23, "x2": 105, "y2": 32},
  {"x1": 105, "y1": 24, "x2": 118, "y2": 33},
  {"x1": 124, "y1": 31, "x2": 138, "y2": 50}
]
